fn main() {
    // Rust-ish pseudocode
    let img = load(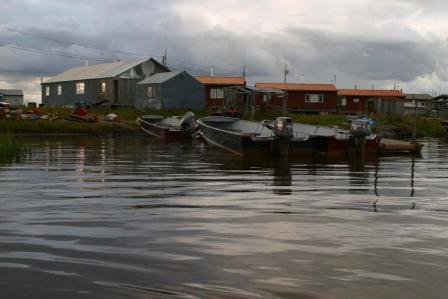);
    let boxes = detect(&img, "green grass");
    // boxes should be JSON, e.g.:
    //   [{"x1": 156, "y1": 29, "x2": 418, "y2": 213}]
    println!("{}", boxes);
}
[
  {"x1": 0, "y1": 132, "x2": 27, "y2": 163},
  {"x1": 1, "y1": 107, "x2": 446, "y2": 138},
  {"x1": 372, "y1": 114, "x2": 445, "y2": 138}
]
